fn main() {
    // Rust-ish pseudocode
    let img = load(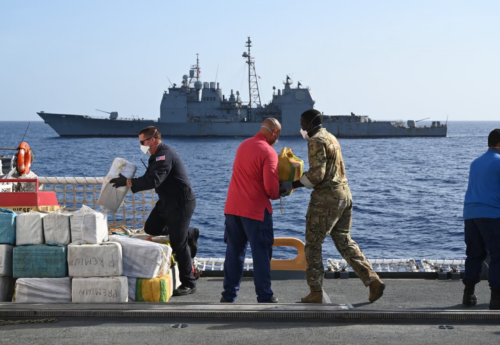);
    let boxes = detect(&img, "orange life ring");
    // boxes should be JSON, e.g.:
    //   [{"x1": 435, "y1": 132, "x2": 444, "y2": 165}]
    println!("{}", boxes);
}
[{"x1": 17, "y1": 142, "x2": 32, "y2": 175}]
